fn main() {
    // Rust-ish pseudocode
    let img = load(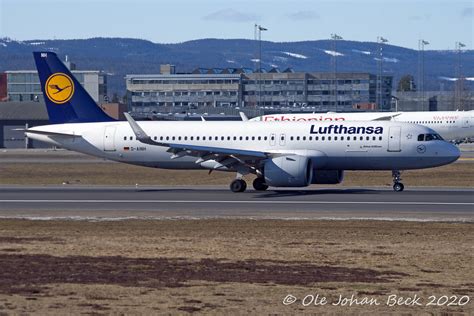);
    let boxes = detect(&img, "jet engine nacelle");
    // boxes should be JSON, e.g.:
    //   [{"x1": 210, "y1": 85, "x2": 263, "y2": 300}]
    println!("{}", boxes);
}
[
  {"x1": 264, "y1": 155, "x2": 313, "y2": 187},
  {"x1": 311, "y1": 170, "x2": 344, "y2": 184}
]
